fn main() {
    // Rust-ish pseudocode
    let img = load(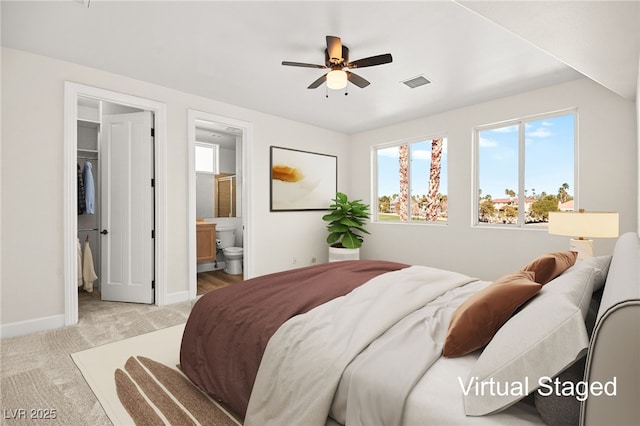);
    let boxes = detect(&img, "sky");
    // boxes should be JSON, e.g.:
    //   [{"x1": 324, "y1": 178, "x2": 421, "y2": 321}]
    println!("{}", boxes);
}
[
  {"x1": 377, "y1": 139, "x2": 448, "y2": 198},
  {"x1": 479, "y1": 113, "x2": 574, "y2": 200},
  {"x1": 376, "y1": 112, "x2": 574, "y2": 201}
]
